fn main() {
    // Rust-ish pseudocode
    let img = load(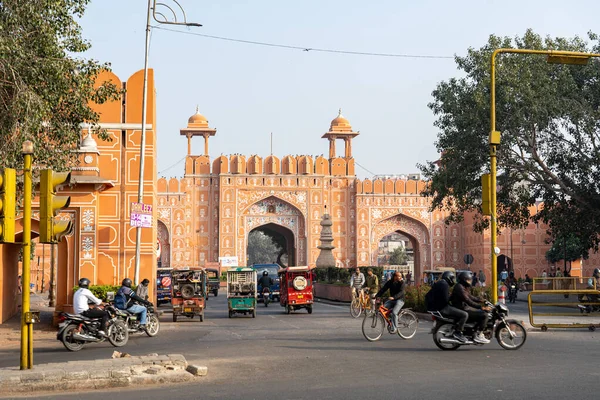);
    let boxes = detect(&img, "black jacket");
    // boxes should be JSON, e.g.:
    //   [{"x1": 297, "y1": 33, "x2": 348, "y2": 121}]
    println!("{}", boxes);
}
[
  {"x1": 375, "y1": 279, "x2": 405, "y2": 300},
  {"x1": 450, "y1": 283, "x2": 483, "y2": 310},
  {"x1": 426, "y1": 279, "x2": 450, "y2": 311}
]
